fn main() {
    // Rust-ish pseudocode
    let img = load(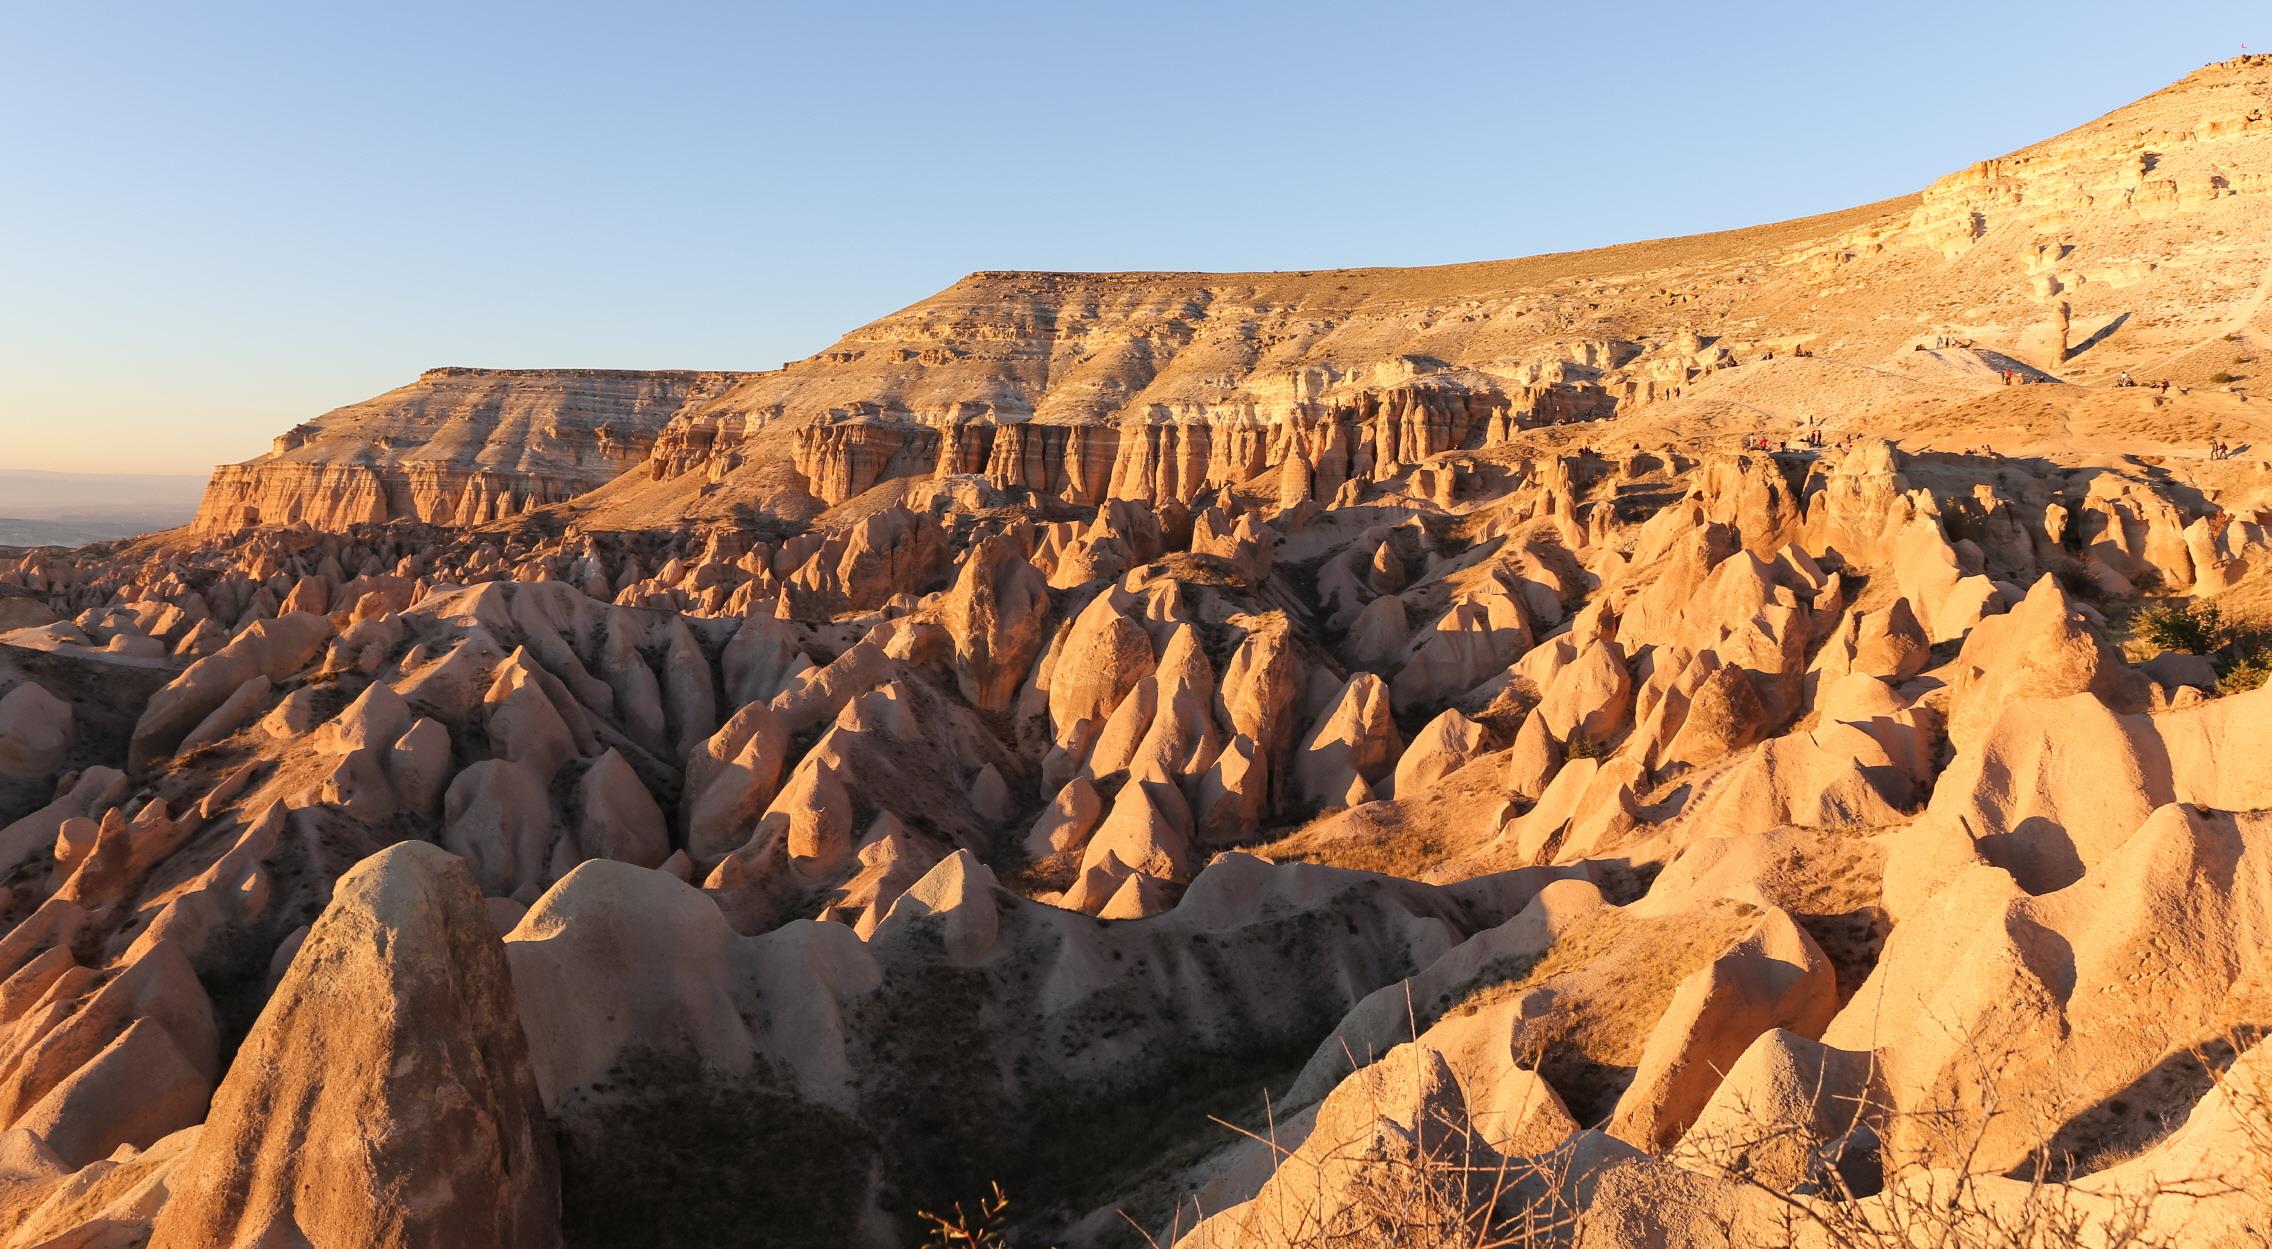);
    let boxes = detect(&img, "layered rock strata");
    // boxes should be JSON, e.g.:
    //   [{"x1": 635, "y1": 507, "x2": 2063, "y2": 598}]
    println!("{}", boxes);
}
[{"x1": 192, "y1": 367, "x2": 751, "y2": 532}]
